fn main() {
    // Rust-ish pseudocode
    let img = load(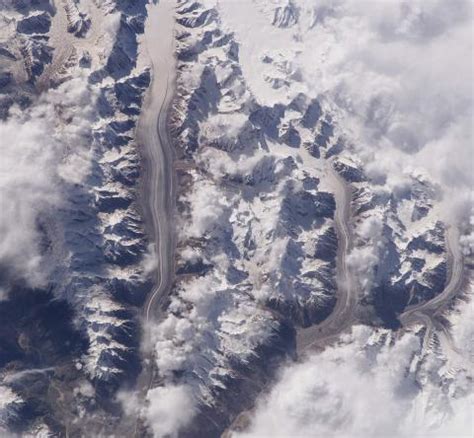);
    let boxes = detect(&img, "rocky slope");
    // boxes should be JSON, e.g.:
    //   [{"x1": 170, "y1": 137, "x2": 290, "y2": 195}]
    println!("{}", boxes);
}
[
  {"x1": 142, "y1": 1, "x2": 466, "y2": 436},
  {"x1": 0, "y1": 1, "x2": 153, "y2": 435},
  {"x1": 140, "y1": 1, "x2": 344, "y2": 435},
  {"x1": 333, "y1": 154, "x2": 449, "y2": 326},
  {"x1": 0, "y1": 0, "x2": 470, "y2": 436}
]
